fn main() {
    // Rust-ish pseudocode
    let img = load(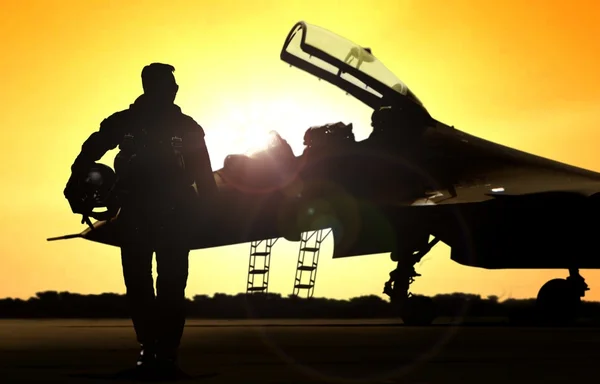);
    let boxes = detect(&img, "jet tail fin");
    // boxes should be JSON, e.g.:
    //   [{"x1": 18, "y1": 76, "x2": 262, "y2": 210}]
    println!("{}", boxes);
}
[{"x1": 47, "y1": 233, "x2": 82, "y2": 242}]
